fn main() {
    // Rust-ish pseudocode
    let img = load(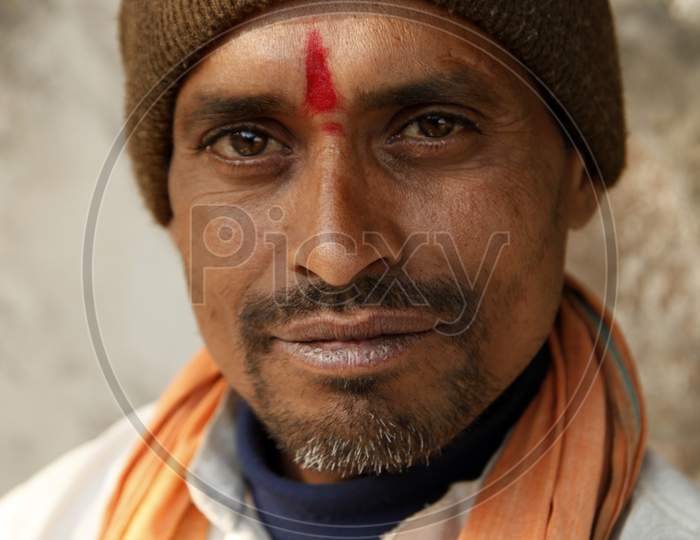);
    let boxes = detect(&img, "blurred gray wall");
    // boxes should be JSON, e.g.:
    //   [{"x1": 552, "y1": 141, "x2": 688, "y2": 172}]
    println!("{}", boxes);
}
[{"x1": 1, "y1": 0, "x2": 699, "y2": 495}]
